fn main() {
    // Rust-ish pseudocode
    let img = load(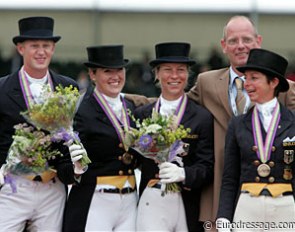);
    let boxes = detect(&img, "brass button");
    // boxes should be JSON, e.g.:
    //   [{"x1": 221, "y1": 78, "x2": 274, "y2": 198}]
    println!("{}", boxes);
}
[
  {"x1": 118, "y1": 156, "x2": 122, "y2": 160},
  {"x1": 252, "y1": 146, "x2": 258, "y2": 152},
  {"x1": 253, "y1": 160, "x2": 260, "y2": 166},
  {"x1": 271, "y1": 146, "x2": 276, "y2": 152},
  {"x1": 268, "y1": 161, "x2": 275, "y2": 167},
  {"x1": 118, "y1": 143, "x2": 123, "y2": 148},
  {"x1": 128, "y1": 169, "x2": 132, "y2": 174},
  {"x1": 255, "y1": 176, "x2": 260, "y2": 182},
  {"x1": 118, "y1": 170, "x2": 124, "y2": 176},
  {"x1": 269, "y1": 176, "x2": 275, "y2": 183}
]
